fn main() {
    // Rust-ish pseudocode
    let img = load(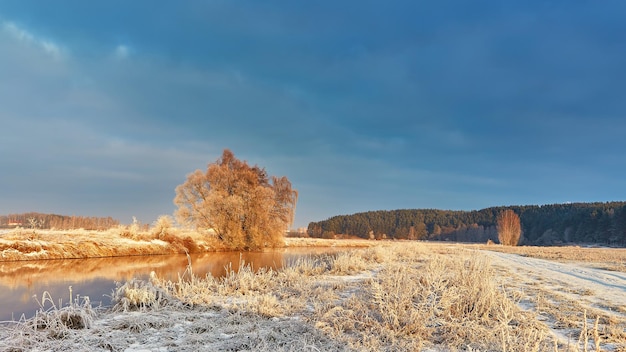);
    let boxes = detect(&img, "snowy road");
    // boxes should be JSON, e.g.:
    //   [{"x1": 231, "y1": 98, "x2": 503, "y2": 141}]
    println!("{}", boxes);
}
[{"x1": 482, "y1": 250, "x2": 626, "y2": 313}]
